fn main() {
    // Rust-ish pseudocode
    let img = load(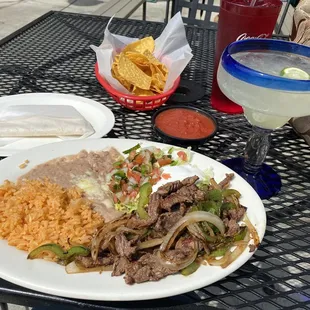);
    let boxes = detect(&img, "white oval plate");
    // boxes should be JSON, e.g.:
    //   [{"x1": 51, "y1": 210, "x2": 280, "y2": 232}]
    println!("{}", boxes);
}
[
  {"x1": 0, "y1": 139, "x2": 266, "y2": 301},
  {"x1": 0, "y1": 93, "x2": 115, "y2": 157}
]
